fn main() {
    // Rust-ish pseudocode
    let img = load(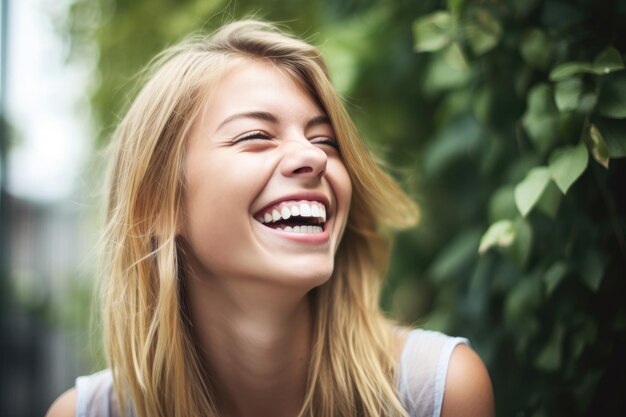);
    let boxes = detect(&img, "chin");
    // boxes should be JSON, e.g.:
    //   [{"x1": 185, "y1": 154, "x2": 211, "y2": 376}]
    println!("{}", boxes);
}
[{"x1": 270, "y1": 260, "x2": 334, "y2": 289}]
